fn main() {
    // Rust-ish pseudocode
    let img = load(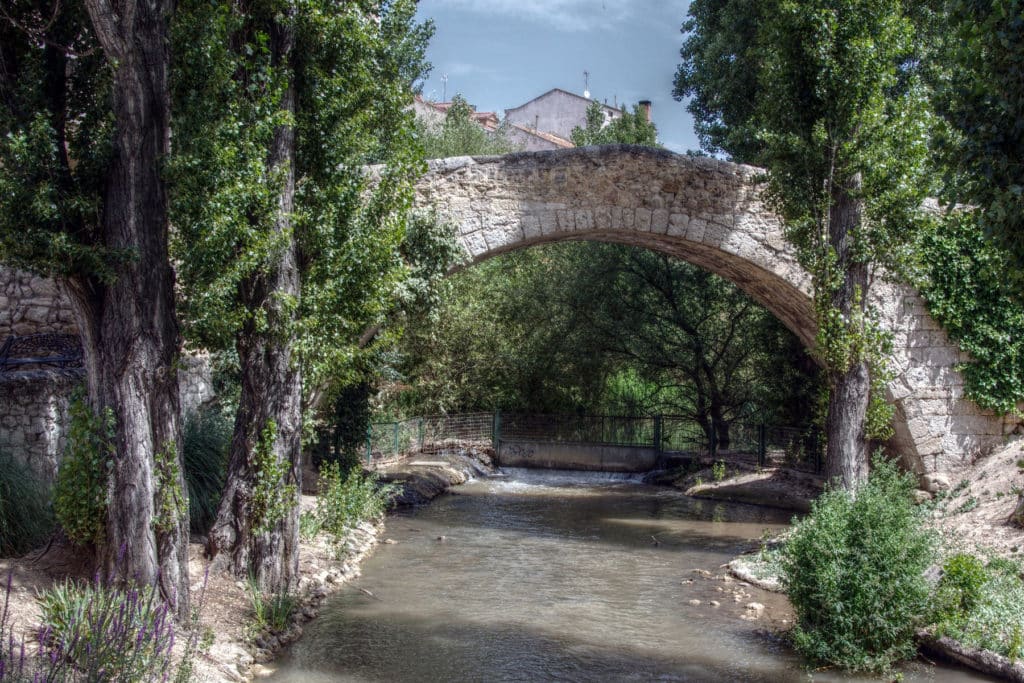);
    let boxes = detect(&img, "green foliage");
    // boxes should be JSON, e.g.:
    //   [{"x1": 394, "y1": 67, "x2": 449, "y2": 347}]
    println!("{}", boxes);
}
[
  {"x1": 937, "y1": 553, "x2": 988, "y2": 619},
  {"x1": 418, "y1": 94, "x2": 518, "y2": 158},
  {"x1": 315, "y1": 462, "x2": 396, "y2": 556},
  {"x1": 0, "y1": 5, "x2": 122, "y2": 282},
  {"x1": 570, "y1": 100, "x2": 659, "y2": 147},
  {"x1": 246, "y1": 577, "x2": 297, "y2": 634},
  {"x1": 54, "y1": 395, "x2": 113, "y2": 547},
  {"x1": 781, "y1": 457, "x2": 935, "y2": 671},
  {"x1": 249, "y1": 420, "x2": 296, "y2": 535},
  {"x1": 388, "y1": 241, "x2": 821, "y2": 428},
  {"x1": 917, "y1": 213, "x2": 1024, "y2": 414},
  {"x1": 153, "y1": 440, "x2": 186, "y2": 535},
  {"x1": 299, "y1": 511, "x2": 321, "y2": 541},
  {"x1": 934, "y1": 555, "x2": 1024, "y2": 659},
  {"x1": 169, "y1": 0, "x2": 435, "y2": 391},
  {"x1": 37, "y1": 578, "x2": 177, "y2": 681},
  {"x1": 712, "y1": 460, "x2": 727, "y2": 482},
  {"x1": 183, "y1": 407, "x2": 232, "y2": 535},
  {"x1": 676, "y1": 0, "x2": 938, "y2": 472},
  {"x1": 934, "y1": 0, "x2": 1024, "y2": 298},
  {"x1": 0, "y1": 452, "x2": 54, "y2": 556},
  {"x1": 317, "y1": 381, "x2": 373, "y2": 472}
]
